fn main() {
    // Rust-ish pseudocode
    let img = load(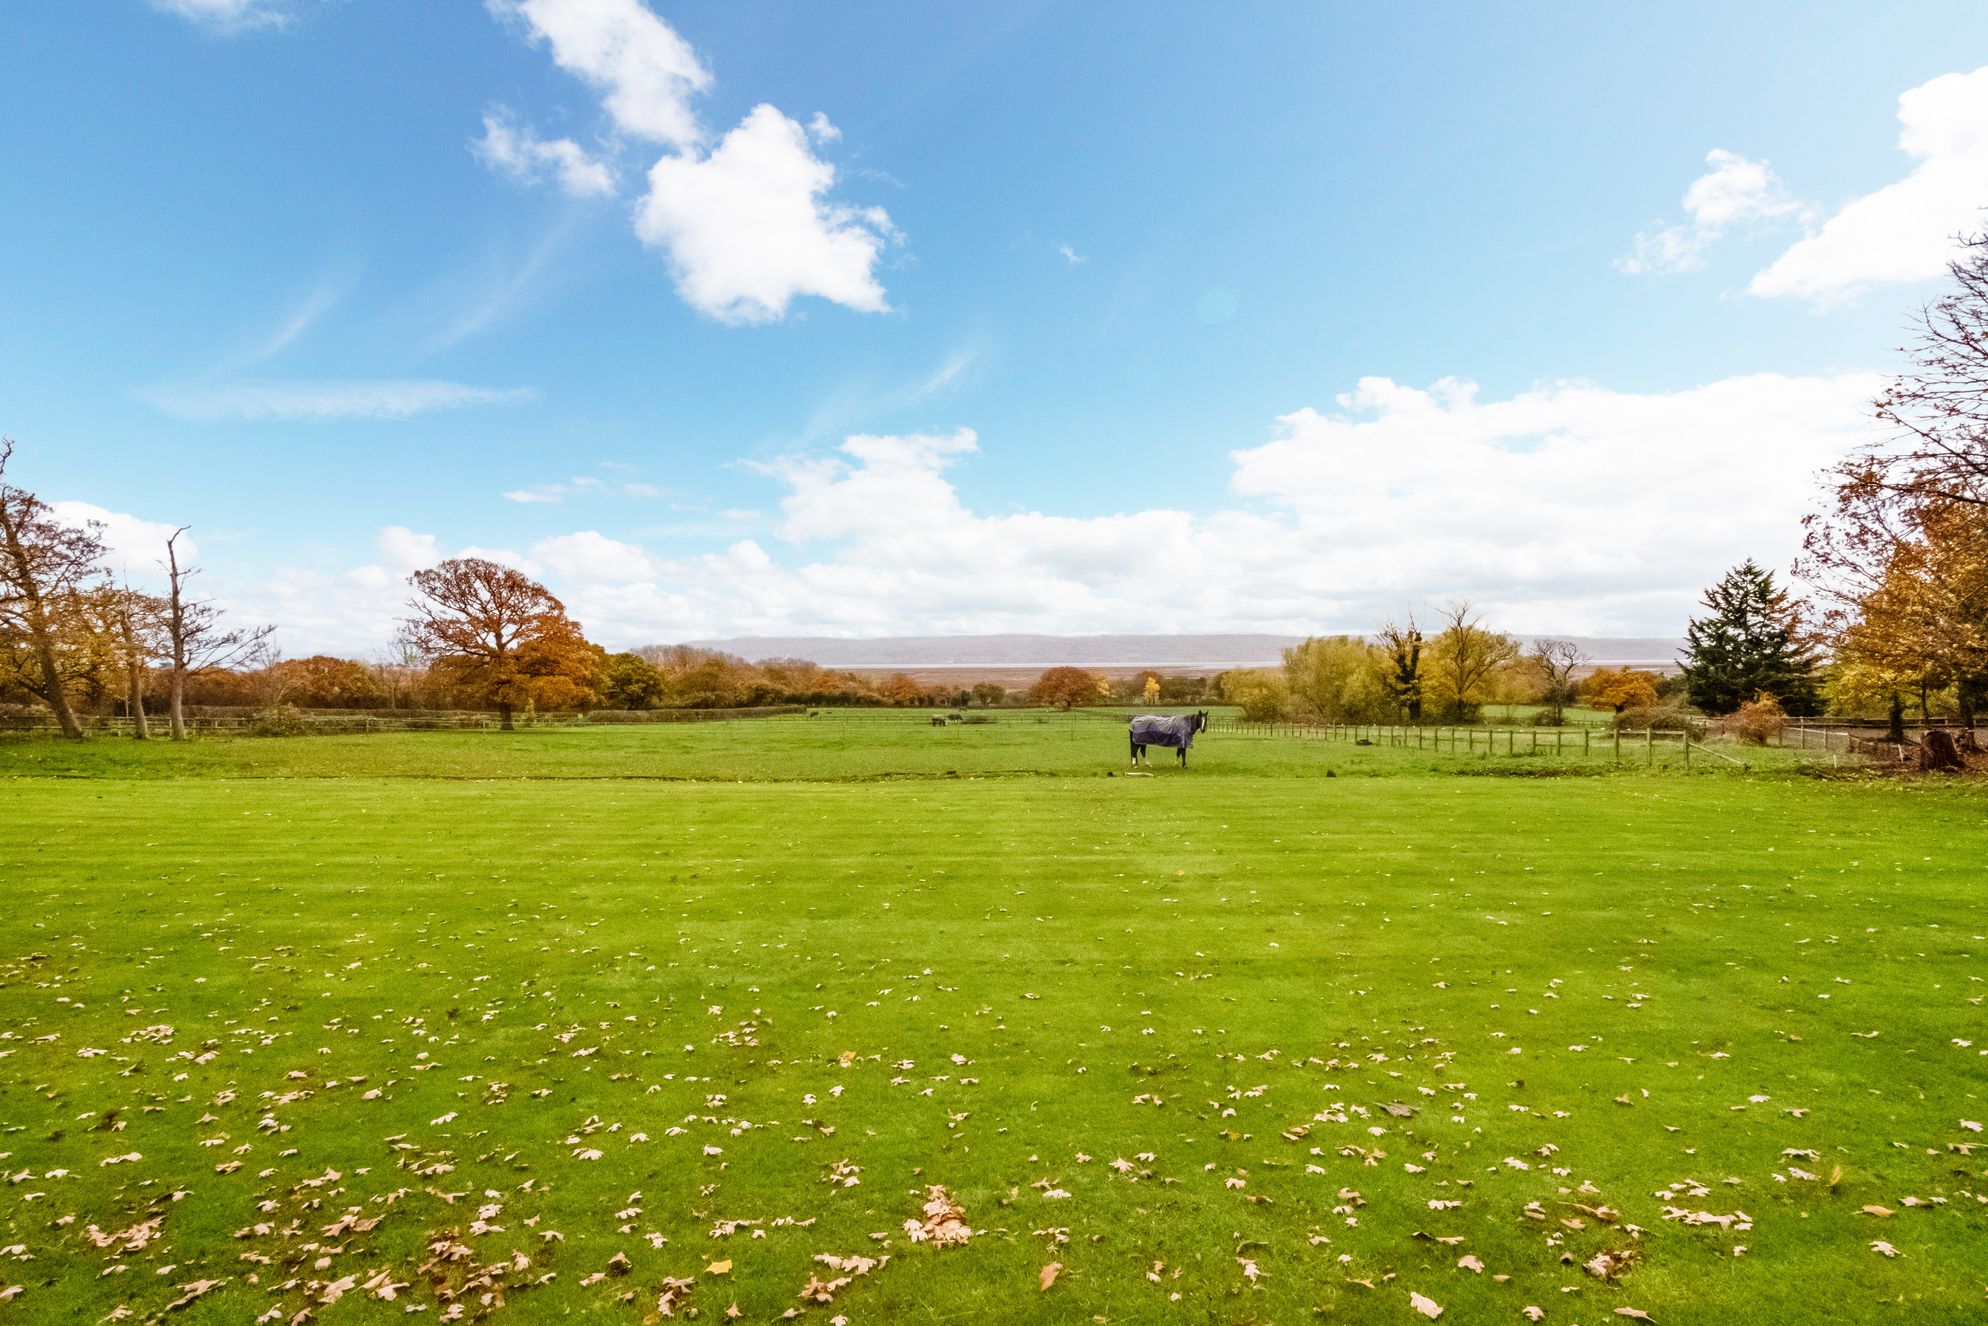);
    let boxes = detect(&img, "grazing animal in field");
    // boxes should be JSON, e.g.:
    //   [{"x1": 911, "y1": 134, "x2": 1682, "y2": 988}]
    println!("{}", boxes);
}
[{"x1": 1129, "y1": 711, "x2": 1209, "y2": 767}]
